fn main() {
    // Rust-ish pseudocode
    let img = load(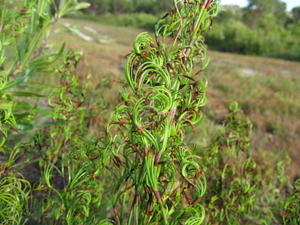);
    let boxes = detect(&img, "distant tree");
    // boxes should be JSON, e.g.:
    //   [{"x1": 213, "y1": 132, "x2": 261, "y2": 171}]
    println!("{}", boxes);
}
[
  {"x1": 217, "y1": 5, "x2": 243, "y2": 22},
  {"x1": 84, "y1": 0, "x2": 111, "y2": 14},
  {"x1": 247, "y1": 0, "x2": 286, "y2": 15},
  {"x1": 153, "y1": 0, "x2": 173, "y2": 14},
  {"x1": 292, "y1": 6, "x2": 300, "y2": 22},
  {"x1": 133, "y1": 0, "x2": 172, "y2": 14},
  {"x1": 111, "y1": 0, "x2": 134, "y2": 14},
  {"x1": 244, "y1": 0, "x2": 287, "y2": 26},
  {"x1": 92, "y1": 0, "x2": 111, "y2": 14},
  {"x1": 134, "y1": 0, "x2": 156, "y2": 14}
]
